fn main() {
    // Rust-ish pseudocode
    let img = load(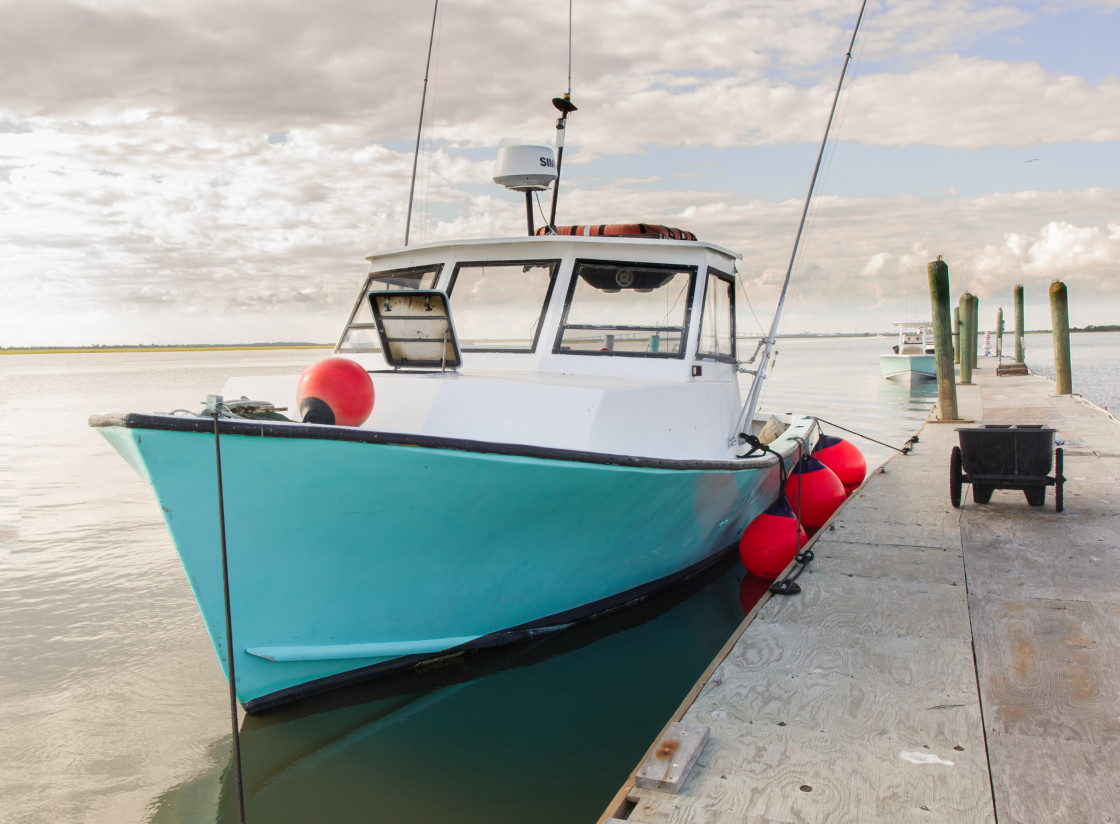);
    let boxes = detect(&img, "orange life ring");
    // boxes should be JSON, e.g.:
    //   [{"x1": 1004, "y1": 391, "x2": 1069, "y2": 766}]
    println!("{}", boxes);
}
[{"x1": 535, "y1": 224, "x2": 697, "y2": 241}]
